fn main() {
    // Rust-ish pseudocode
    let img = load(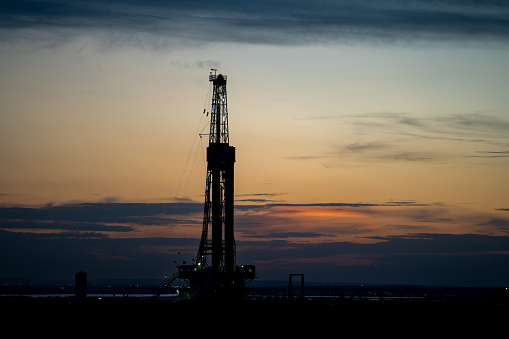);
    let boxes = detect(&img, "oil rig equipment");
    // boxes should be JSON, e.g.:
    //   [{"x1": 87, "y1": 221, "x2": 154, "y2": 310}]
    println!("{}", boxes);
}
[{"x1": 176, "y1": 71, "x2": 256, "y2": 300}]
